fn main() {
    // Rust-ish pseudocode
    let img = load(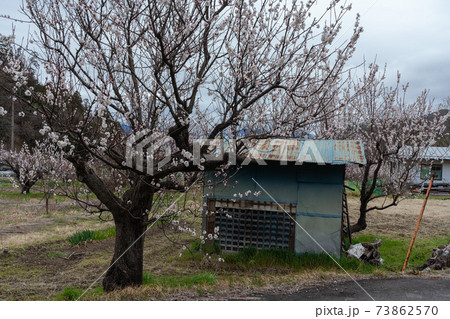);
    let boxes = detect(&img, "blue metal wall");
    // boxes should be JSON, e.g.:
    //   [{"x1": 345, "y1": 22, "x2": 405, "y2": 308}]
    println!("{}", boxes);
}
[
  {"x1": 204, "y1": 163, "x2": 299, "y2": 203},
  {"x1": 205, "y1": 162, "x2": 345, "y2": 256},
  {"x1": 295, "y1": 164, "x2": 344, "y2": 257}
]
